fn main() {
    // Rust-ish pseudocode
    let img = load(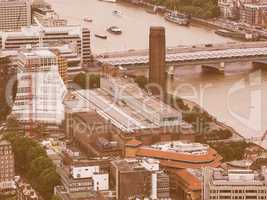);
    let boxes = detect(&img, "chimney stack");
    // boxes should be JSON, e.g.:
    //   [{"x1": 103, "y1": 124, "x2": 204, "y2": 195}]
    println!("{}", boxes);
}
[{"x1": 149, "y1": 26, "x2": 166, "y2": 98}]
